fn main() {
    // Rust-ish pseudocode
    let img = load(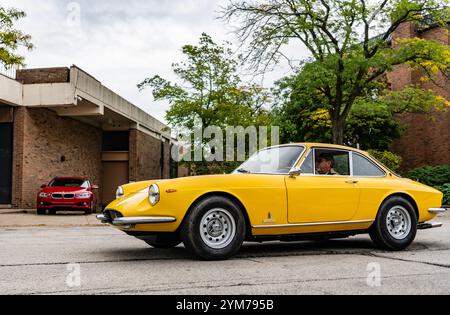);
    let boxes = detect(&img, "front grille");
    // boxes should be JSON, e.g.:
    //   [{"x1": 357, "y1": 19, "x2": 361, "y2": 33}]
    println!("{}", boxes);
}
[
  {"x1": 51, "y1": 193, "x2": 76, "y2": 199},
  {"x1": 52, "y1": 193, "x2": 63, "y2": 199},
  {"x1": 103, "y1": 209, "x2": 123, "y2": 222}
]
